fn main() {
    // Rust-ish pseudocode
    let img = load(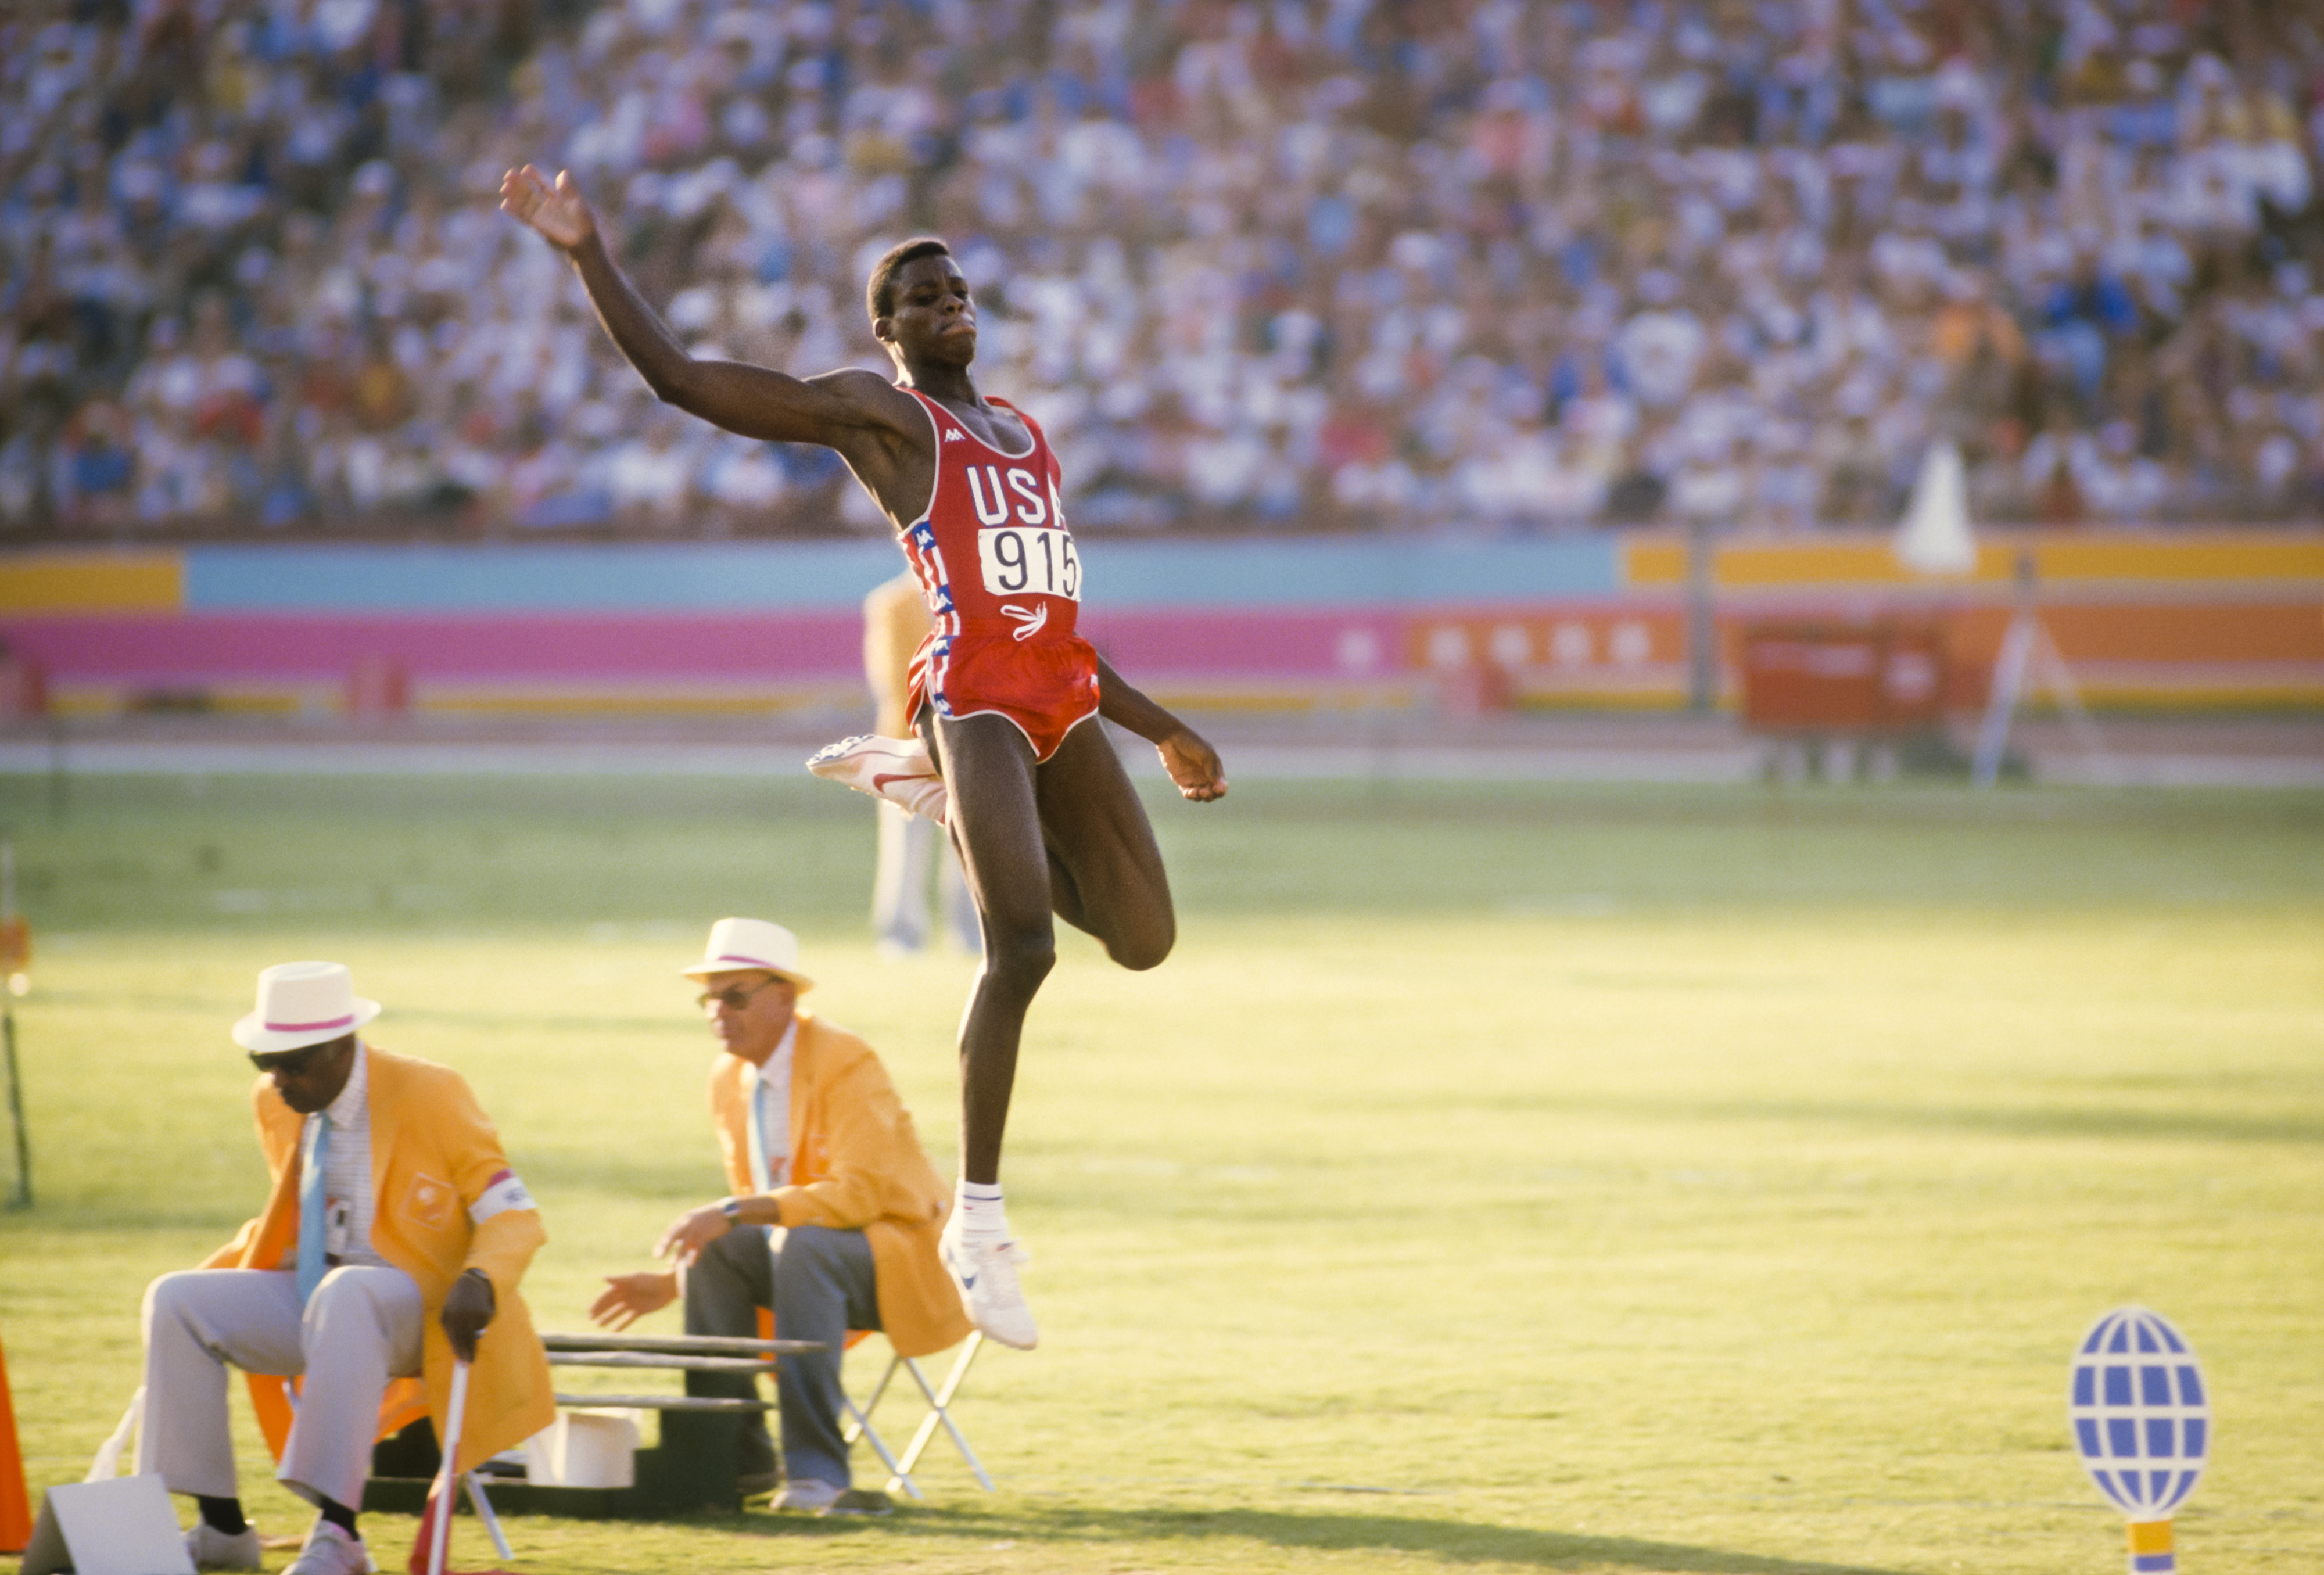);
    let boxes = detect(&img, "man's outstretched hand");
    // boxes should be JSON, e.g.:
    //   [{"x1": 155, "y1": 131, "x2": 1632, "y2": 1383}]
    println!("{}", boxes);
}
[
  {"x1": 589, "y1": 1270, "x2": 680, "y2": 1332},
  {"x1": 655, "y1": 1201, "x2": 736, "y2": 1265},
  {"x1": 500, "y1": 164, "x2": 595, "y2": 252},
  {"x1": 1157, "y1": 729, "x2": 1227, "y2": 802}
]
